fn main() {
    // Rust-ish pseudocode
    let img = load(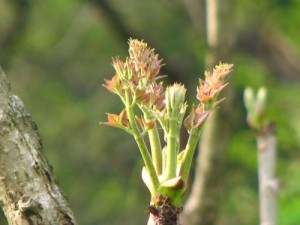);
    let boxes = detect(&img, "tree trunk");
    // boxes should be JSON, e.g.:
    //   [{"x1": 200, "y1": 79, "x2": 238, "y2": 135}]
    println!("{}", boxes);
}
[{"x1": 0, "y1": 67, "x2": 77, "y2": 225}]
